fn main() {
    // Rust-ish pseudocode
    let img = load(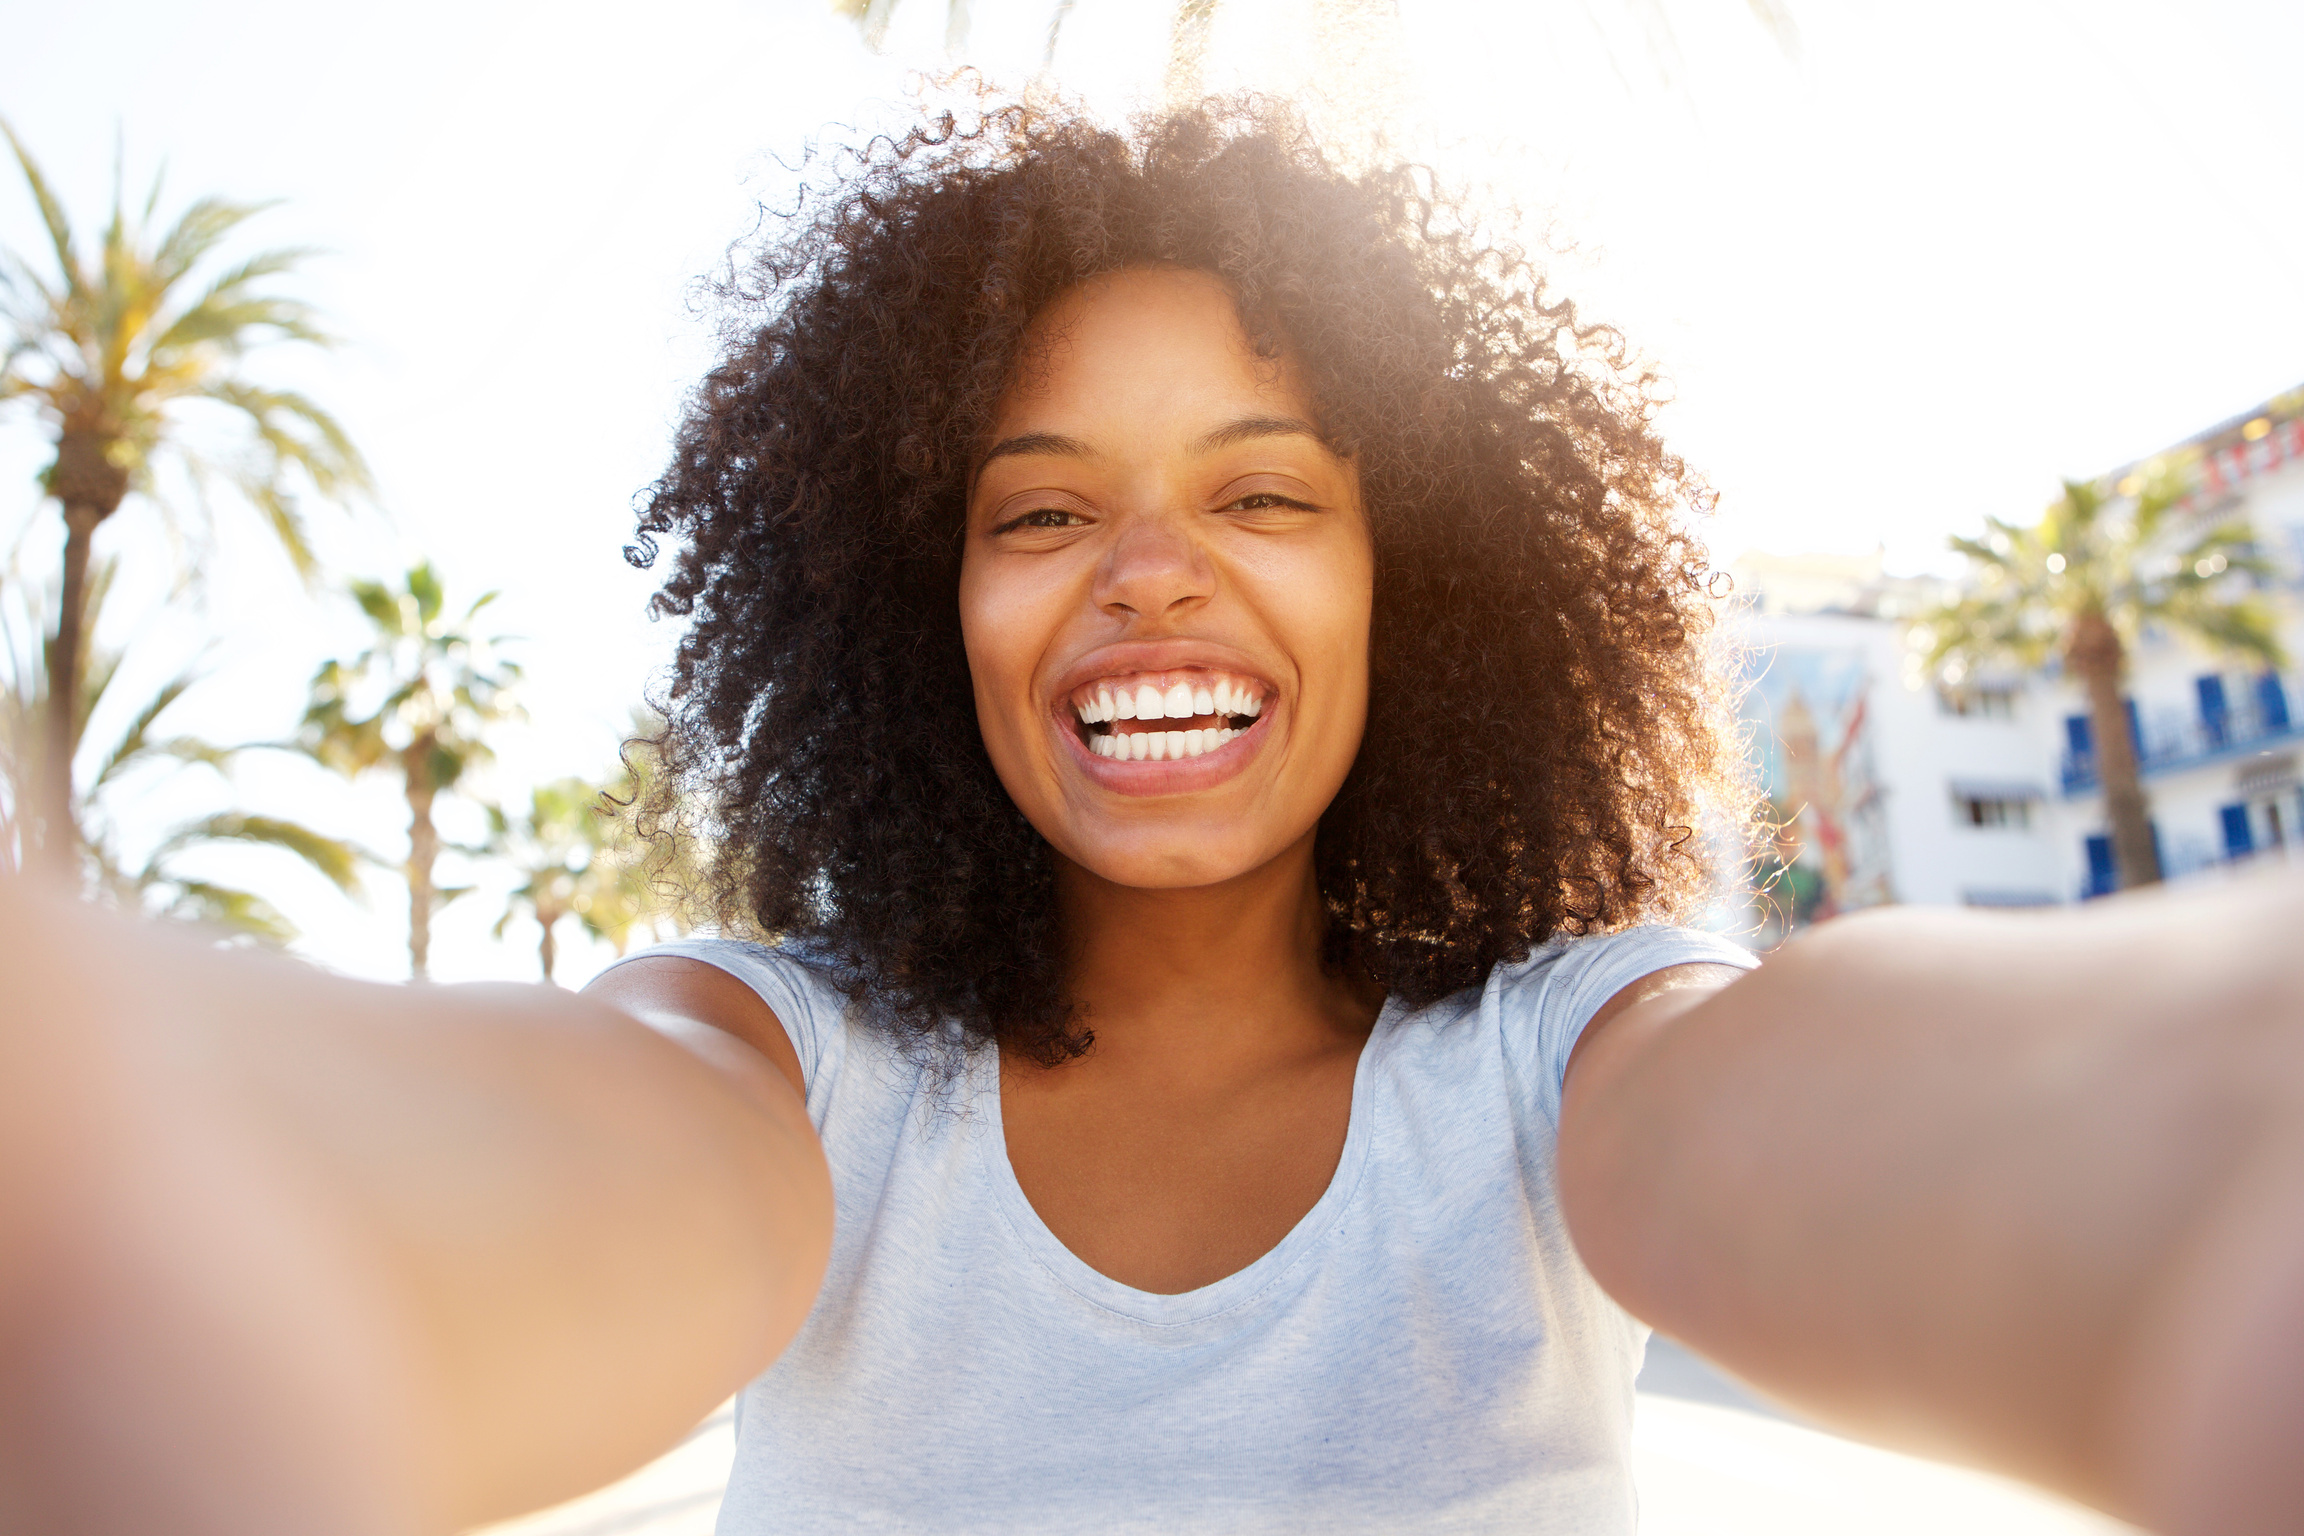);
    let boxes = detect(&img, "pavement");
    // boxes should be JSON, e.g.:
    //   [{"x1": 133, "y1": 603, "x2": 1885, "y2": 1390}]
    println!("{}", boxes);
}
[{"x1": 476, "y1": 1344, "x2": 2138, "y2": 1536}]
